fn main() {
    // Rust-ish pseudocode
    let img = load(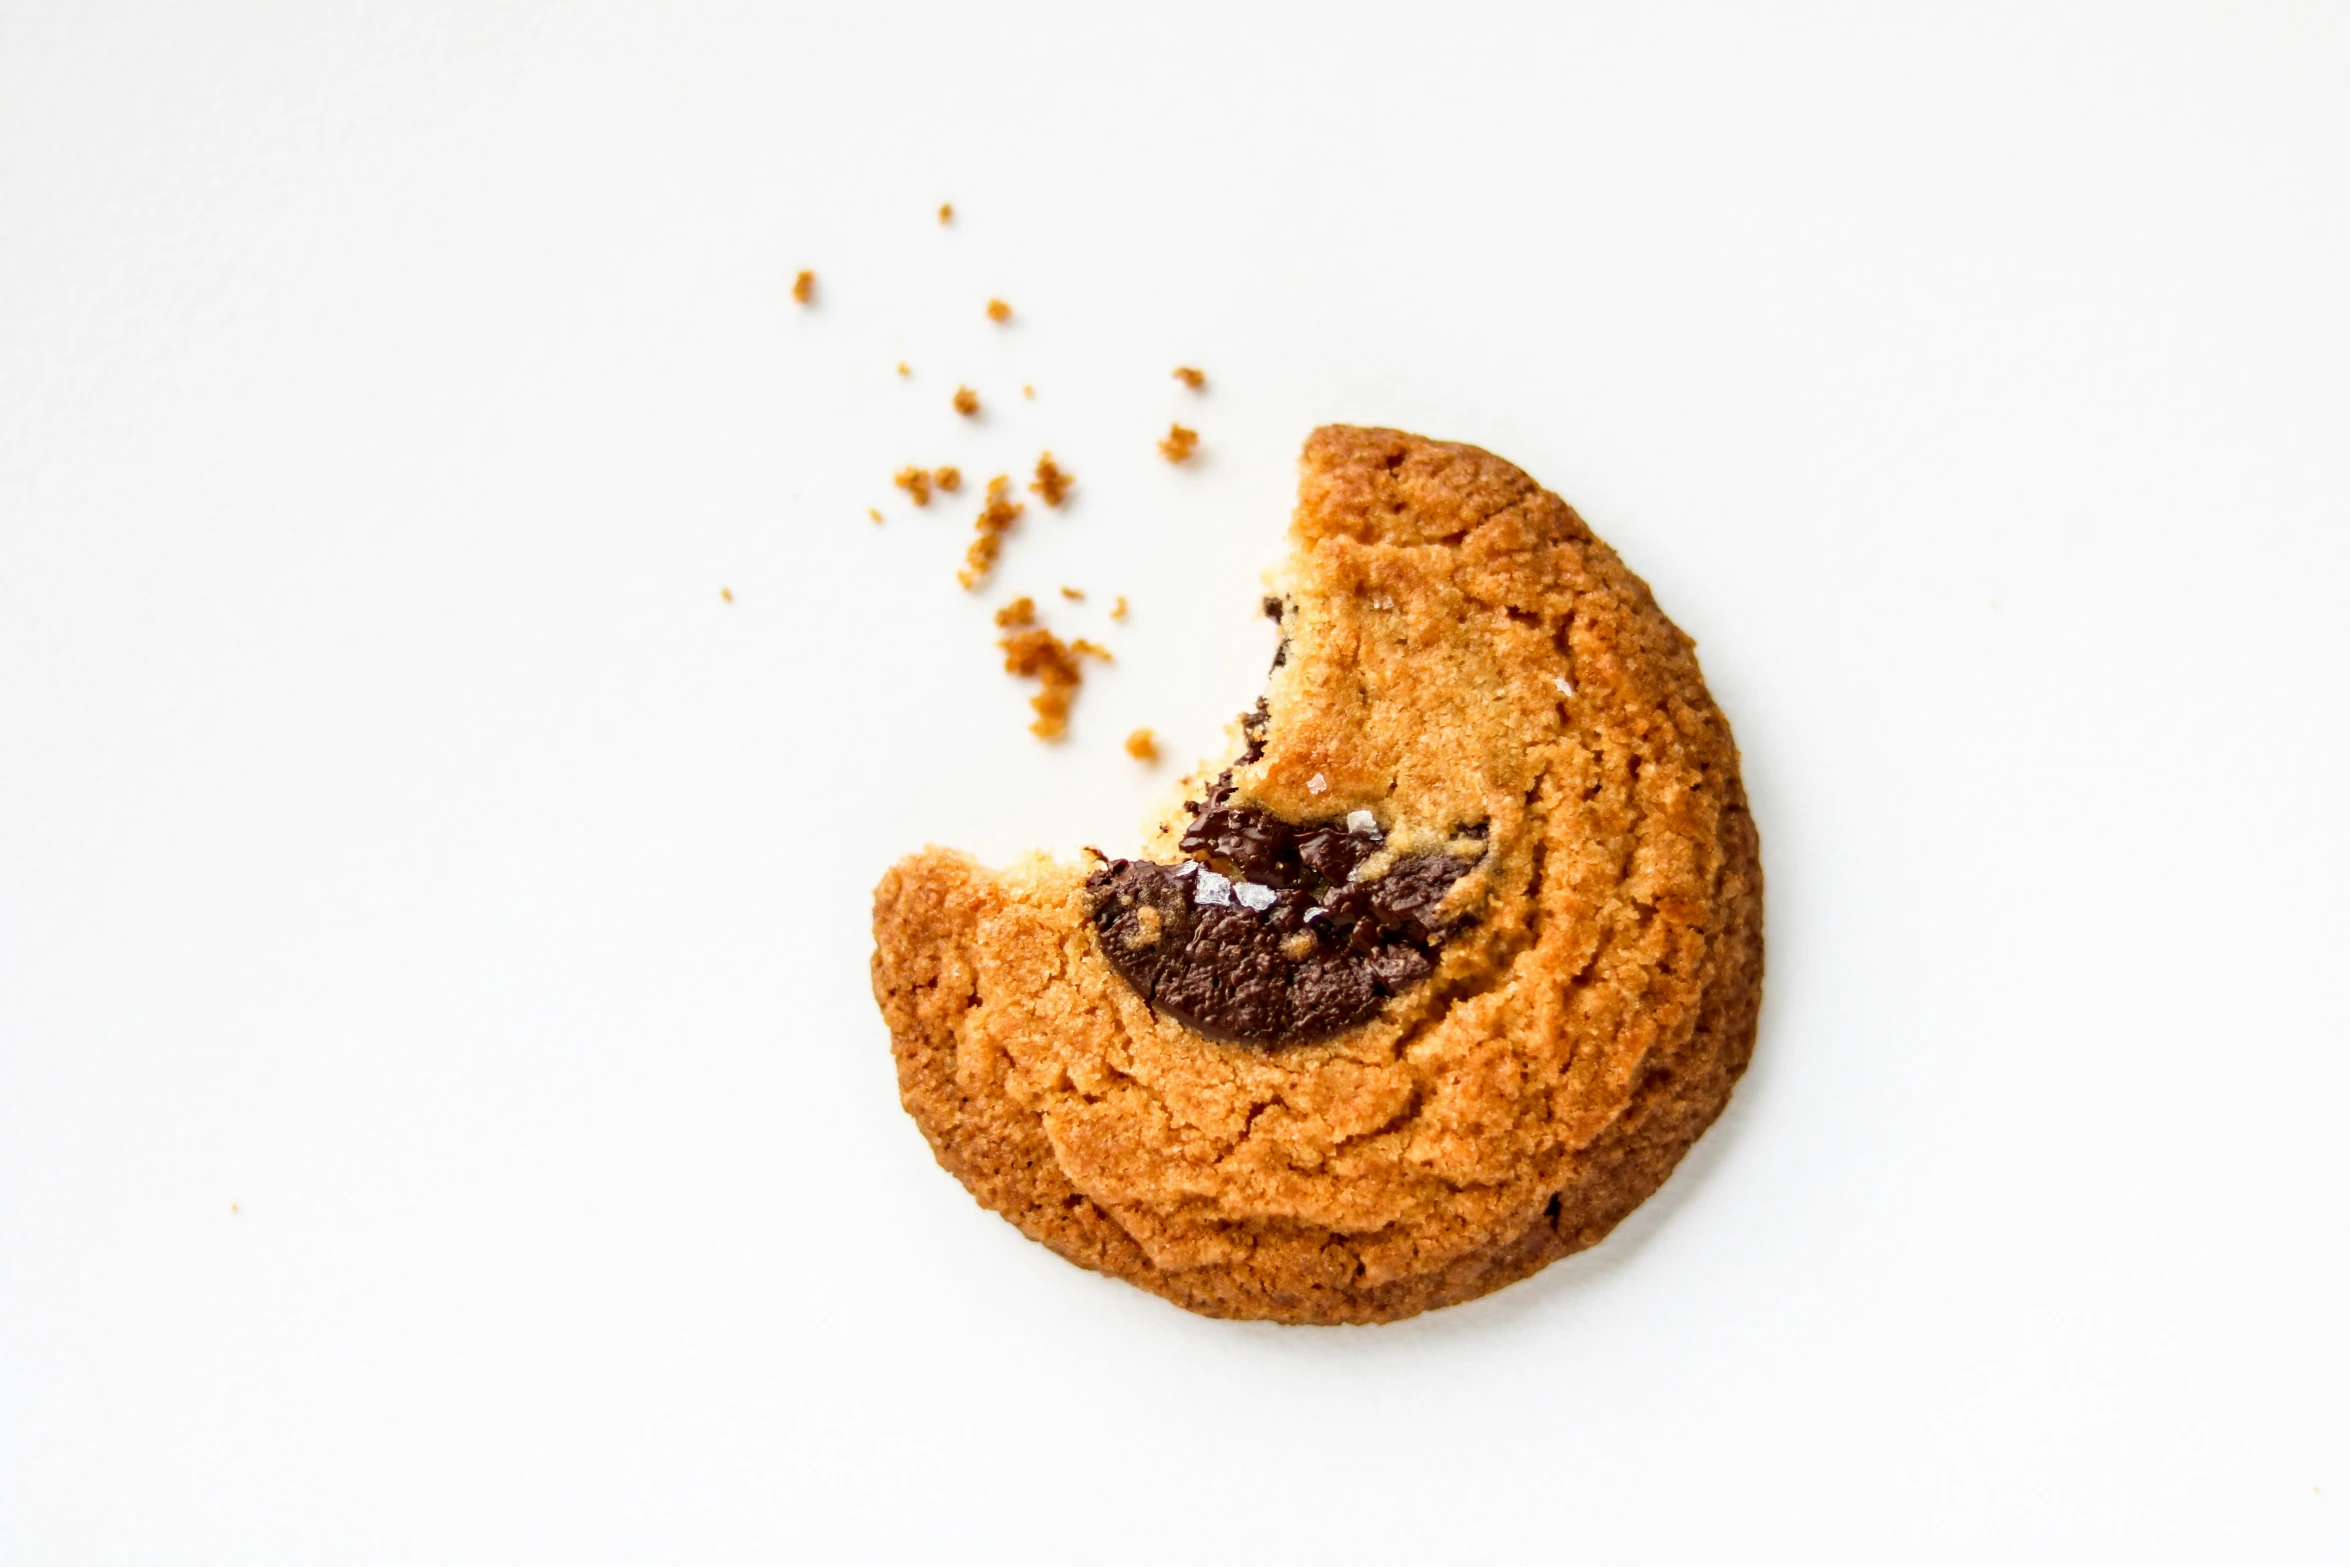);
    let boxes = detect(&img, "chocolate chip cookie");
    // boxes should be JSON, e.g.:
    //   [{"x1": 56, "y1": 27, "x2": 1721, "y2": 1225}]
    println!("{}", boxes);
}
[{"x1": 871, "y1": 426, "x2": 1763, "y2": 1324}]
